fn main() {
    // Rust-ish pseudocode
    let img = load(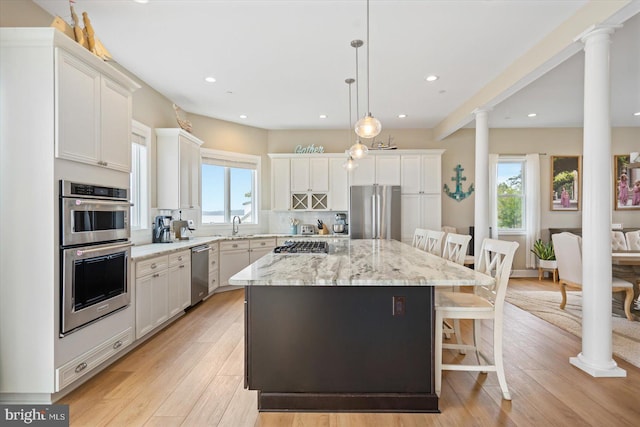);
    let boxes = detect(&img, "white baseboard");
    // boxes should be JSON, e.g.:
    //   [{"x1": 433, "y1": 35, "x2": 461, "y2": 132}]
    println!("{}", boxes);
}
[{"x1": 511, "y1": 269, "x2": 540, "y2": 278}]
